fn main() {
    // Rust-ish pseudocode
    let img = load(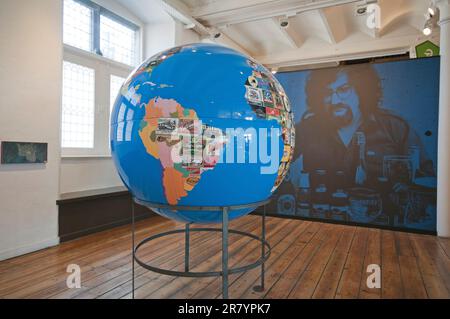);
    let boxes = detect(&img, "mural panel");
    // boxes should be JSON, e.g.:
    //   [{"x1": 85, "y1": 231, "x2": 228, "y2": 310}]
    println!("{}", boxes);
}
[{"x1": 272, "y1": 57, "x2": 439, "y2": 232}]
